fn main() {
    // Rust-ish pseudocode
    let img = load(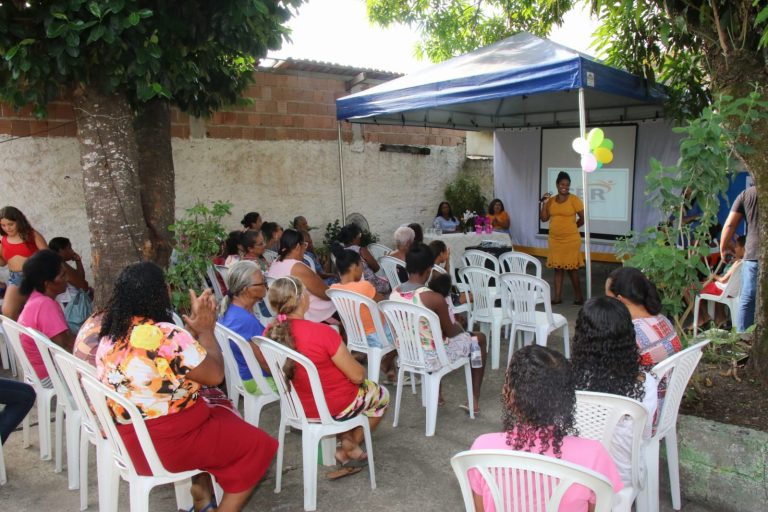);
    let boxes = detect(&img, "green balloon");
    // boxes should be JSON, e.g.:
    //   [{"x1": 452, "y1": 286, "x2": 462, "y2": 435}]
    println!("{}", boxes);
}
[
  {"x1": 600, "y1": 138, "x2": 614, "y2": 150},
  {"x1": 597, "y1": 161, "x2": 603, "y2": 169},
  {"x1": 587, "y1": 128, "x2": 604, "y2": 149}
]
